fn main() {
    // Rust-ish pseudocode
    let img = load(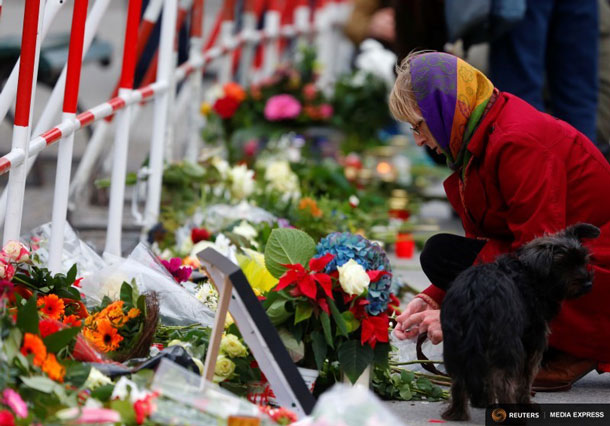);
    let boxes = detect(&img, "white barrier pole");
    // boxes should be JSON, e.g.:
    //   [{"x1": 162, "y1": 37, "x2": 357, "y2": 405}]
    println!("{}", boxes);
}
[
  {"x1": 105, "y1": 0, "x2": 144, "y2": 256},
  {"x1": 262, "y1": 2, "x2": 281, "y2": 78},
  {"x1": 49, "y1": 0, "x2": 89, "y2": 273},
  {"x1": 3, "y1": 0, "x2": 45, "y2": 244},
  {"x1": 218, "y1": 12, "x2": 235, "y2": 84},
  {"x1": 142, "y1": 0, "x2": 179, "y2": 230},
  {"x1": 185, "y1": 0, "x2": 205, "y2": 160}
]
